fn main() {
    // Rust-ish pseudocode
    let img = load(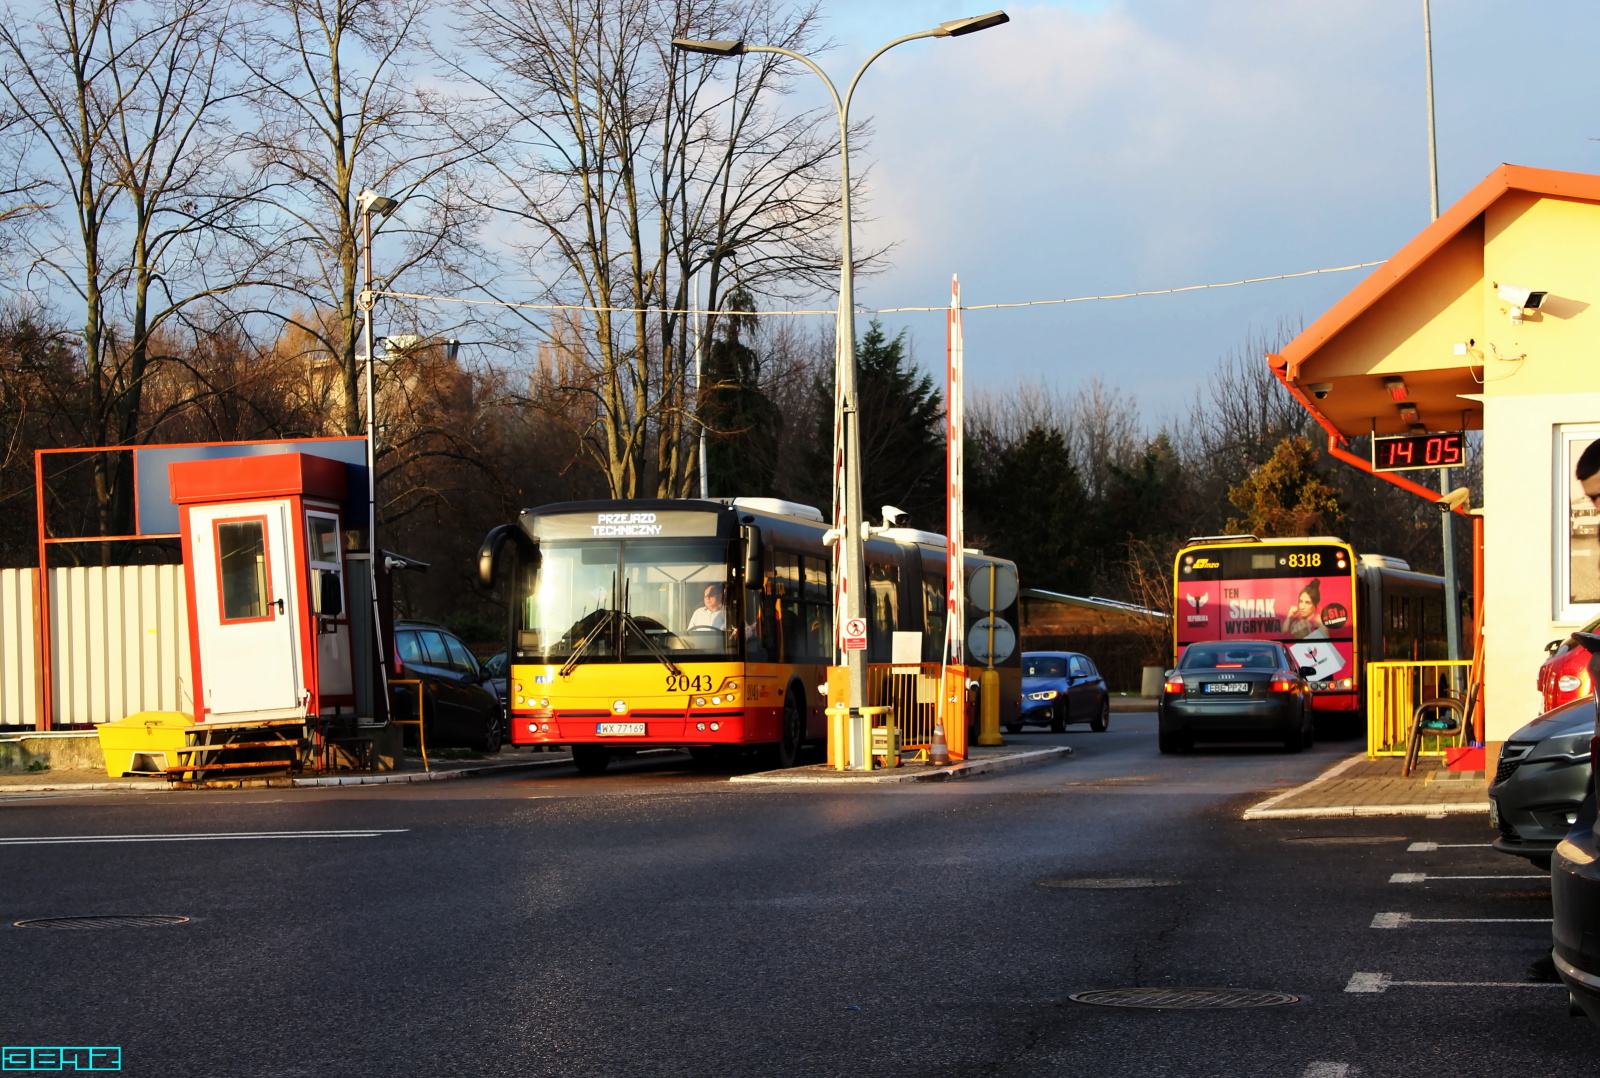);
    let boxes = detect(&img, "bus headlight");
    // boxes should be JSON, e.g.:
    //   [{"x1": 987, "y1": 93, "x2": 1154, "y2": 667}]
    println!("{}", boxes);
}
[{"x1": 695, "y1": 697, "x2": 707, "y2": 707}]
